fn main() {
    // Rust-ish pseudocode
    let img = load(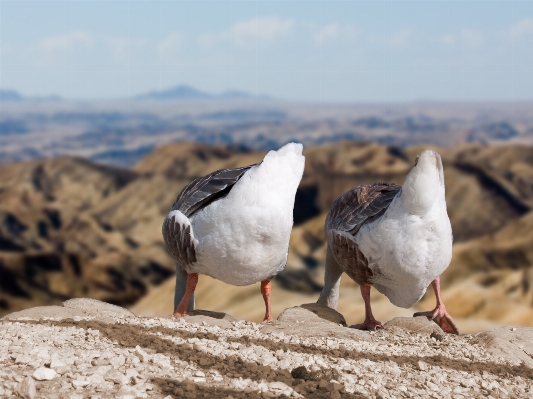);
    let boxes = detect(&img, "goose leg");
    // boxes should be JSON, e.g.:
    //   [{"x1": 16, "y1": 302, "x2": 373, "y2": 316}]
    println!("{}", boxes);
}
[
  {"x1": 350, "y1": 285, "x2": 384, "y2": 331},
  {"x1": 174, "y1": 264, "x2": 195, "y2": 313},
  {"x1": 413, "y1": 277, "x2": 459, "y2": 334},
  {"x1": 317, "y1": 247, "x2": 343, "y2": 309},
  {"x1": 172, "y1": 273, "x2": 198, "y2": 317},
  {"x1": 261, "y1": 280, "x2": 273, "y2": 323}
]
